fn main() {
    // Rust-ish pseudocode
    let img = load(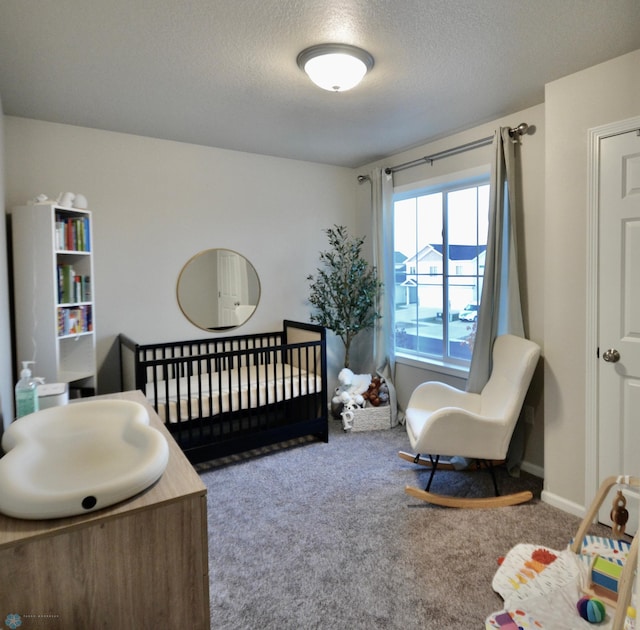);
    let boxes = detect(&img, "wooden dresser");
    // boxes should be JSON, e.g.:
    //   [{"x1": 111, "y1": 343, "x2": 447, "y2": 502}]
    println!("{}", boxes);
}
[{"x1": 0, "y1": 390, "x2": 210, "y2": 628}]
